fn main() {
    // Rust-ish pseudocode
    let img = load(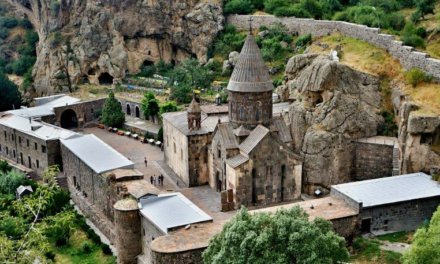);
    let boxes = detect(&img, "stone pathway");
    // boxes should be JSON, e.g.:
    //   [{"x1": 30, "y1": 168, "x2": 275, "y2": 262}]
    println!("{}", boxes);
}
[
  {"x1": 380, "y1": 242, "x2": 411, "y2": 254},
  {"x1": 124, "y1": 115, "x2": 160, "y2": 136},
  {"x1": 154, "y1": 160, "x2": 187, "y2": 190}
]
